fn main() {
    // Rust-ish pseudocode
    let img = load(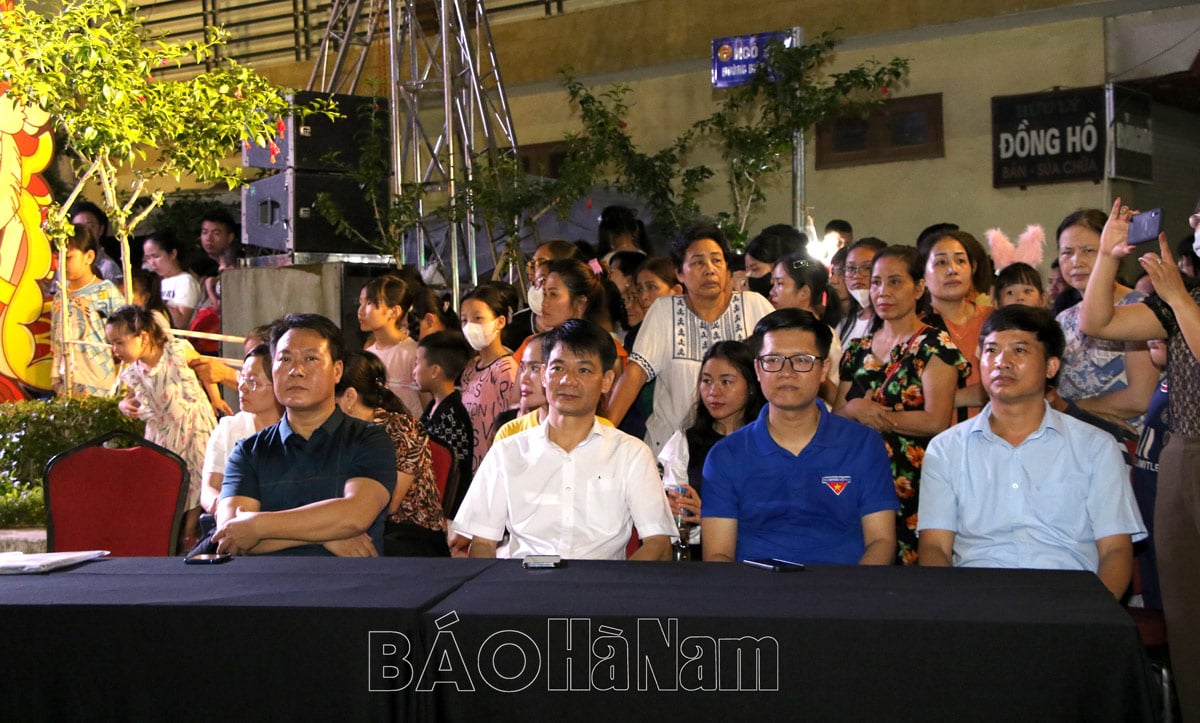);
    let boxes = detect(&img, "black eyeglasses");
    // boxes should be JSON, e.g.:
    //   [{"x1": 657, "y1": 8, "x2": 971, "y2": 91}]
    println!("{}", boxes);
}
[
  {"x1": 845, "y1": 264, "x2": 872, "y2": 277},
  {"x1": 756, "y1": 353, "x2": 824, "y2": 373}
]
